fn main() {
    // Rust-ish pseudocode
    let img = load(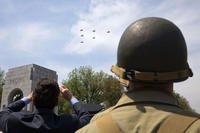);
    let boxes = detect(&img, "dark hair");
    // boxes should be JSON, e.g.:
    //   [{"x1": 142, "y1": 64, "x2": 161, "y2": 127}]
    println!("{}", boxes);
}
[{"x1": 33, "y1": 78, "x2": 60, "y2": 109}]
